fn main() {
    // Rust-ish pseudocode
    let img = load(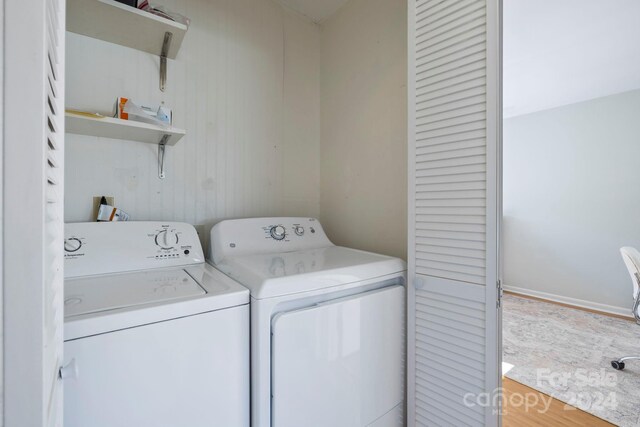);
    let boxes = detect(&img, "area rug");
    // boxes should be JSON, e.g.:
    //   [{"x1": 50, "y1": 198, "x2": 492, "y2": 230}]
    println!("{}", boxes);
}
[{"x1": 503, "y1": 293, "x2": 640, "y2": 426}]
